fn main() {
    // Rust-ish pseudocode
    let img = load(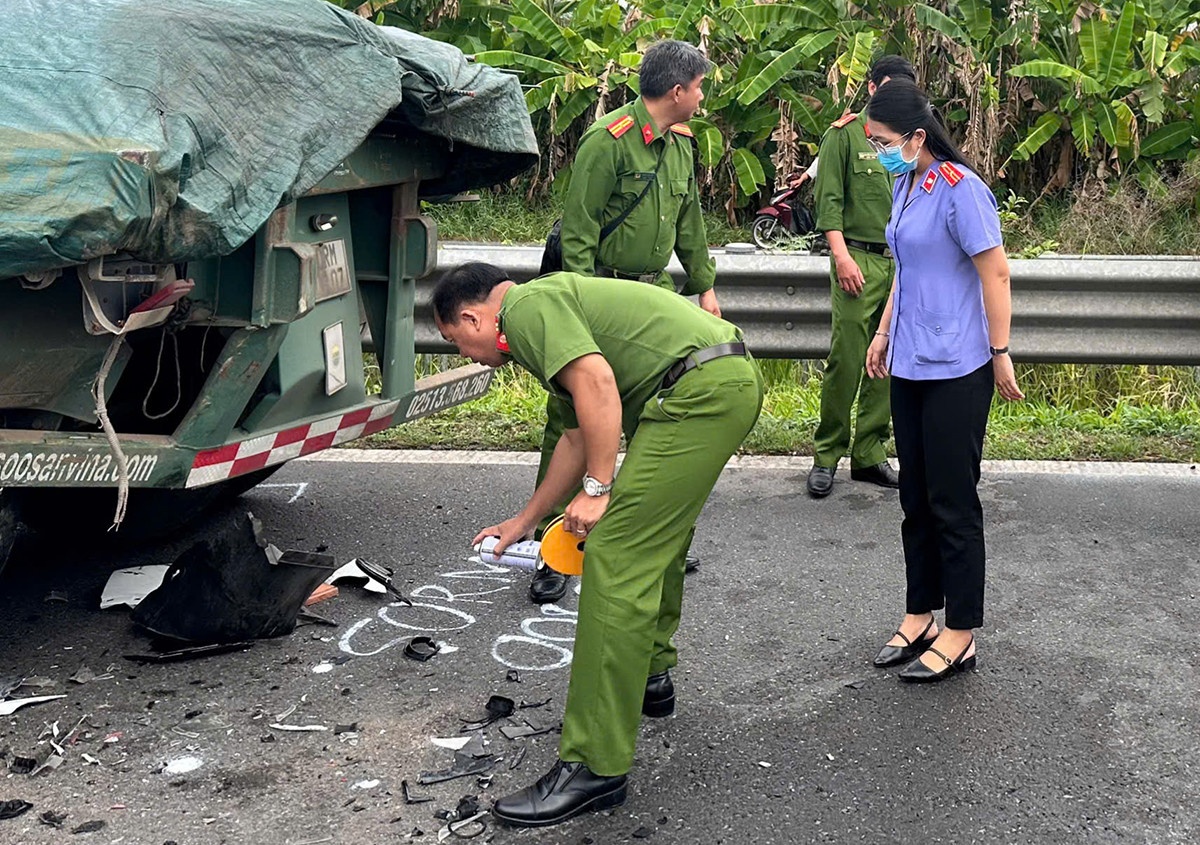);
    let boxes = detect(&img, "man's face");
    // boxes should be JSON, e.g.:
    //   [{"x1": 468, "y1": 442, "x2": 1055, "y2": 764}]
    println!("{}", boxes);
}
[
  {"x1": 436, "y1": 310, "x2": 506, "y2": 368},
  {"x1": 673, "y1": 74, "x2": 706, "y2": 121}
]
